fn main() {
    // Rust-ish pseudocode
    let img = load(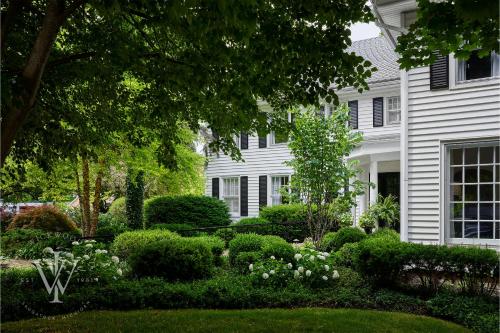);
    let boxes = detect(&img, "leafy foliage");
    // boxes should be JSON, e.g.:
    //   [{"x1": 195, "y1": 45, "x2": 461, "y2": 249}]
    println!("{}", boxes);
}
[
  {"x1": 144, "y1": 195, "x2": 230, "y2": 228},
  {"x1": 320, "y1": 227, "x2": 366, "y2": 253},
  {"x1": 111, "y1": 229, "x2": 180, "y2": 259},
  {"x1": 286, "y1": 105, "x2": 365, "y2": 241},
  {"x1": 397, "y1": 0, "x2": 499, "y2": 69},
  {"x1": 8, "y1": 206, "x2": 78, "y2": 233},
  {"x1": 128, "y1": 238, "x2": 214, "y2": 281},
  {"x1": 126, "y1": 170, "x2": 145, "y2": 230}
]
